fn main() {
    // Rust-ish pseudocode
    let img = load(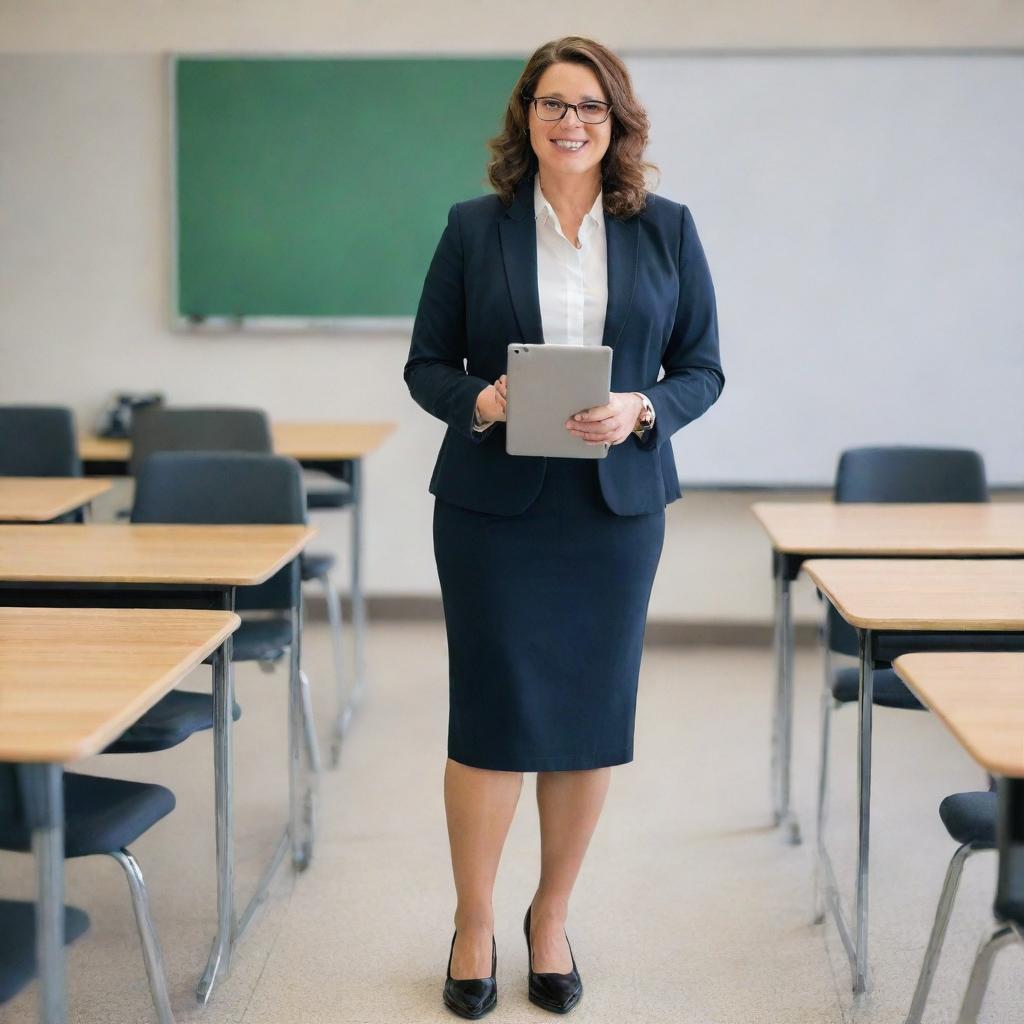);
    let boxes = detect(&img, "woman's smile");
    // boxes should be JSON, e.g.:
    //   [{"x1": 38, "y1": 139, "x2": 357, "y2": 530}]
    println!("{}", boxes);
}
[{"x1": 551, "y1": 138, "x2": 588, "y2": 152}]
